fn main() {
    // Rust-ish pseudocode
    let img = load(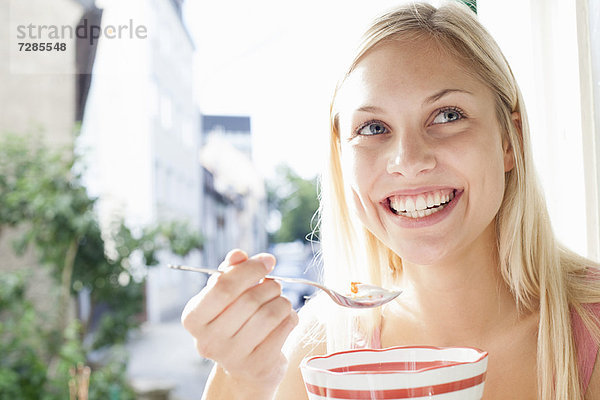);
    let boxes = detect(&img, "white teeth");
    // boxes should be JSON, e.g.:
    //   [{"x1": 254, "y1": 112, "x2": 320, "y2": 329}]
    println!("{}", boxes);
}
[
  {"x1": 398, "y1": 198, "x2": 406, "y2": 212},
  {"x1": 389, "y1": 197, "x2": 404, "y2": 212},
  {"x1": 389, "y1": 191, "x2": 454, "y2": 218},
  {"x1": 387, "y1": 189, "x2": 456, "y2": 218},
  {"x1": 426, "y1": 193, "x2": 434, "y2": 208},
  {"x1": 401, "y1": 204, "x2": 446, "y2": 219},
  {"x1": 415, "y1": 196, "x2": 427, "y2": 211},
  {"x1": 404, "y1": 197, "x2": 416, "y2": 212}
]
